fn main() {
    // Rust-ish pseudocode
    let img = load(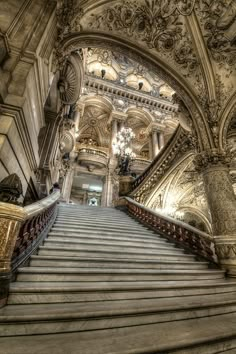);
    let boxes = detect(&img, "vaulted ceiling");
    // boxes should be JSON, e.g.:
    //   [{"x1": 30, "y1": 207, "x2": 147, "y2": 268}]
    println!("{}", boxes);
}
[{"x1": 57, "y1": 0, "x2": 236, "y2": 152}]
